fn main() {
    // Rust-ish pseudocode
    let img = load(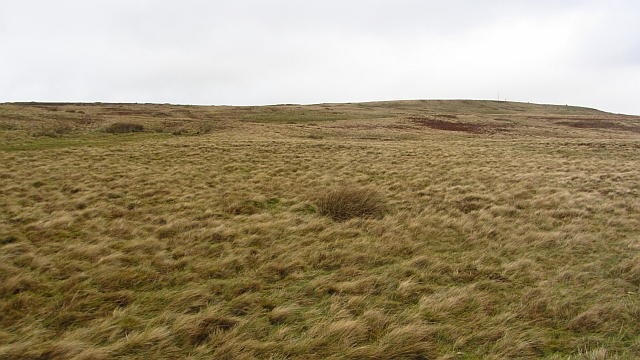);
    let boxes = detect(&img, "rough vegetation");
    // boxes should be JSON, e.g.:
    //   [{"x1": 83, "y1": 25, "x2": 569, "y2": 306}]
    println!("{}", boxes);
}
[
  {"x1": 317, "y1": 186, "x2": 386, "y2": 221},
  {"x1": 105, "y1": 122, "x2": 144, "y2": 134},
  {"x1": 0, "y1": 100, "x2": 639, "y2": 359}
]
